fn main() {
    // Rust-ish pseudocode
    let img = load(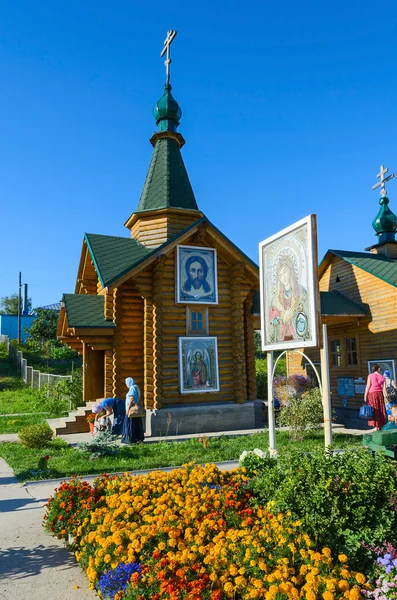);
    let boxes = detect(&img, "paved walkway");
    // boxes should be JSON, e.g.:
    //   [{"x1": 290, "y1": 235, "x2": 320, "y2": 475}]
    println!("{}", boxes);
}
[{"x1": 0, "y1": 459, "x2": 94, "y2": 600}]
